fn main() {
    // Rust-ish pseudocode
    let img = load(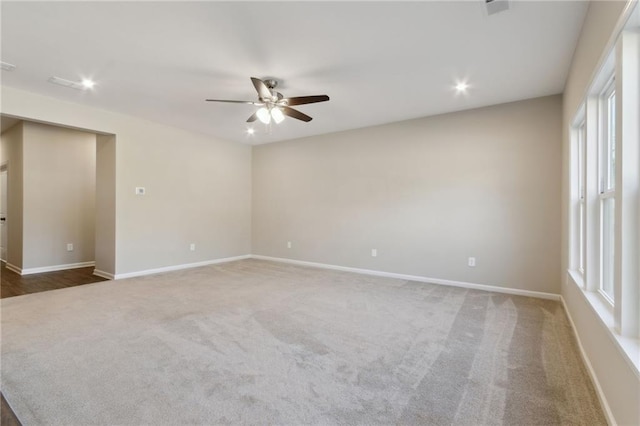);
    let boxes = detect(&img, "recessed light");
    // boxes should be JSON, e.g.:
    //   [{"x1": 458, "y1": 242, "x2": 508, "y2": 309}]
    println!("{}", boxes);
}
[
  {"x1": 48, "y1": 76, "x2": 95, "y2": 91},
  {"x1": 246, "y1": 128, "x2": 255, "y2": 135},
  {"x1": 81, "y1": 79, "x2": 95, "y2": 89},
  {"x1": 455, "y1": 82, "x2": 469, "y2": 93},
  {"x1": 1, "y1": 61, "x2": 16, "y2": 71}
]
